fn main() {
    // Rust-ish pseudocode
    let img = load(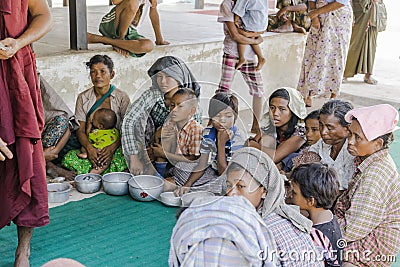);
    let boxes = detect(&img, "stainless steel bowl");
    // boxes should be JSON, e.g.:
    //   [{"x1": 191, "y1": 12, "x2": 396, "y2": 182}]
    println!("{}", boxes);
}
[
  {"x1": 128, "y1": 175, "x2": 164, "y2": 202},
  {"x1": 102, "y1": 172, "x2": 132, "y2": 196},
  {"x1": 47, "y1": 183, "x2": 72, "y2": 203},
  {"x1": 74, "y1": 174, "x2": 102, "y2": 194}
]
